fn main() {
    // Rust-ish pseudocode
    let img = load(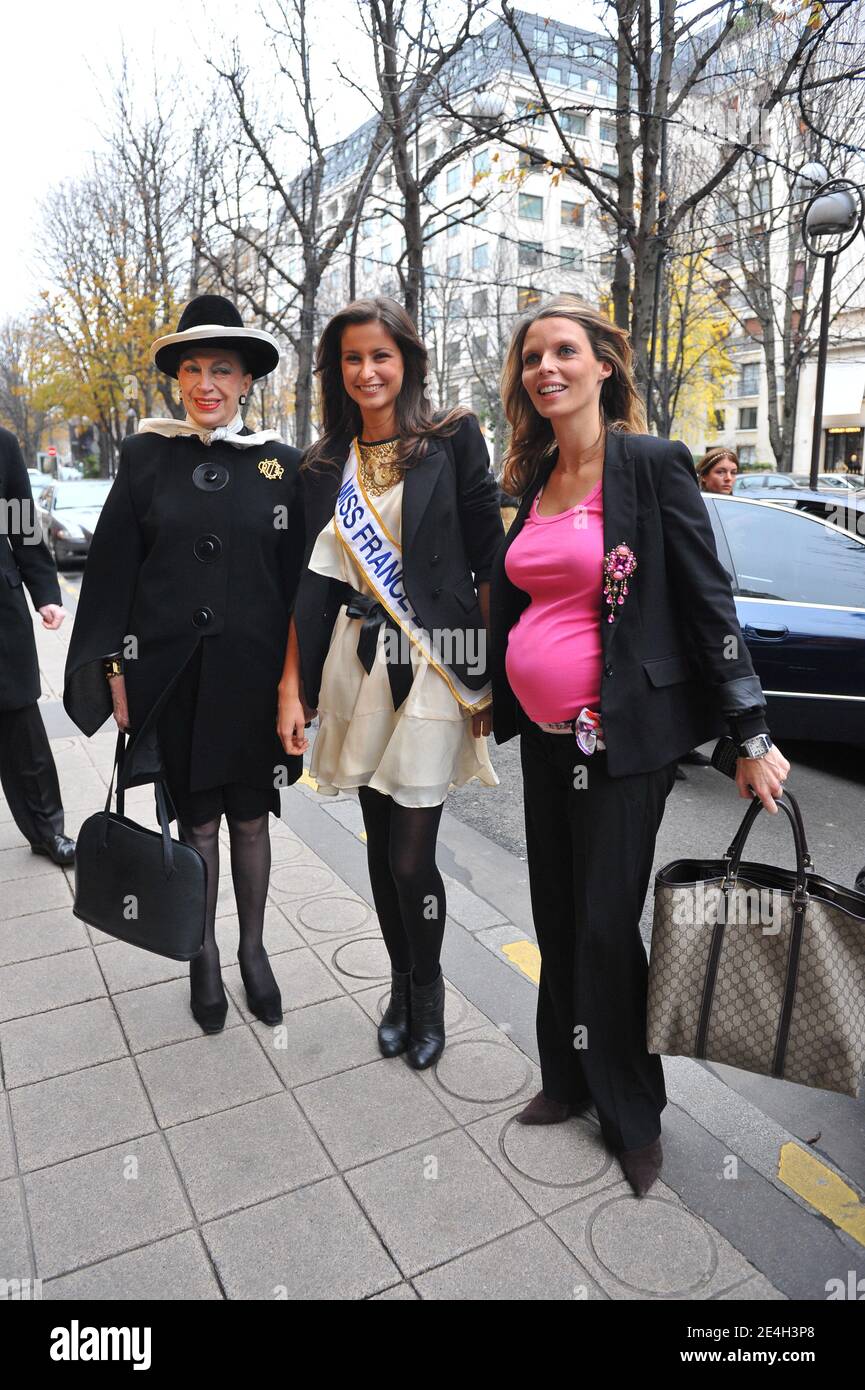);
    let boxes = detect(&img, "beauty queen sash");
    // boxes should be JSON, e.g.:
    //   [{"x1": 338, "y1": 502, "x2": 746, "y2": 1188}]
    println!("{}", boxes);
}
[{"x1": 332, "y1": 442, "x2": 491, "y2": 713}]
